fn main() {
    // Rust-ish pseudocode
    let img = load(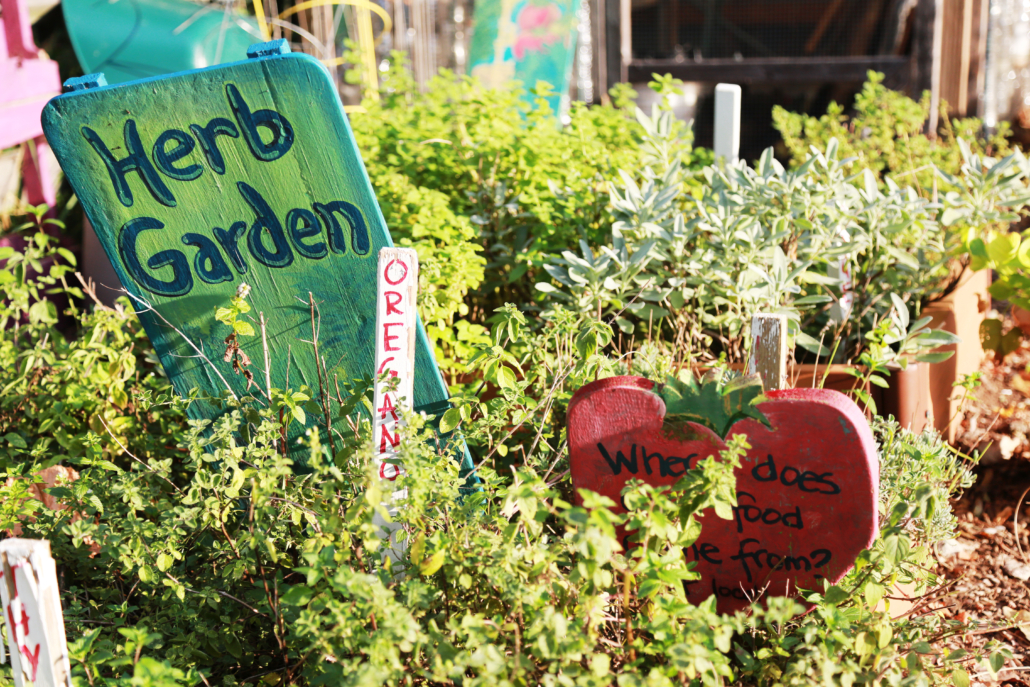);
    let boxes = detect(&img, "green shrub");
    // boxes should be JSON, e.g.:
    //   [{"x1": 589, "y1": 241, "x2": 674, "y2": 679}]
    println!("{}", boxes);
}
[
  {"x1": 941, "y1": 141, "x2": 1030, "y2": 354},
  {"x1": 0, "y1": 230, "x2": 1006, "y2": 684},
  {"x1": 348, "y1": 61, "x2": 711, "y2": 376},
  {"x1": 773, "y1": 71, "x2": 1012, "y2": 193},
  {"x1": 535, "y1": 106, "x2": 959, "y2": 368},
  {"x1": 0, "y1": 216, "x2": 185, "y2": 478},
  {"x1": 0, "y1": 70, "x2": 1011, "y2": 686},
  {"x1": 773, "y1": 72, "x2": 1023, "y2": 329},
  {"x1": 1, "y1": 365, "x2": 998, "y2": 687}
]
